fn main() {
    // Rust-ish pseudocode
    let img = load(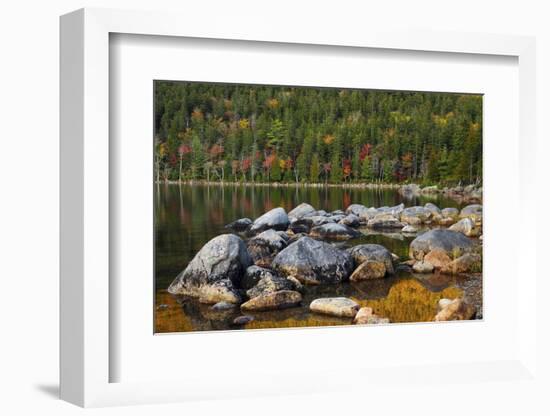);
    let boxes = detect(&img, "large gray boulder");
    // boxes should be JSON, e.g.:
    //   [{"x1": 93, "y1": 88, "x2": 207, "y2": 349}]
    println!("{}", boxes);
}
[
  {"x1": 309, "y1": 223, "x2": 361, "y2": 240},
  {"x1": 367, "y1": 213, "x2": 404, "y2": 229},
  {"x1": 167, "y1": 234, "x2": 252, "y2": 304},
  {"x1": 409, "y1": 229, "x2": 474, "y2": 261},
  {"x1": 339, "y1": 214, "x2": 360, "y2": 228},
  {"x1": 249, "y1": 207, "x2": 290, "y2": 234},
  {"x1": 271, "y1": 236, "x2": 354, "y2": 285},
  {"x1": 288, "y1": 203, "x2": 316, "y2": 221},
  {"x1": 347, "y1": 244, "x2": 395, "y2": 274}
]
